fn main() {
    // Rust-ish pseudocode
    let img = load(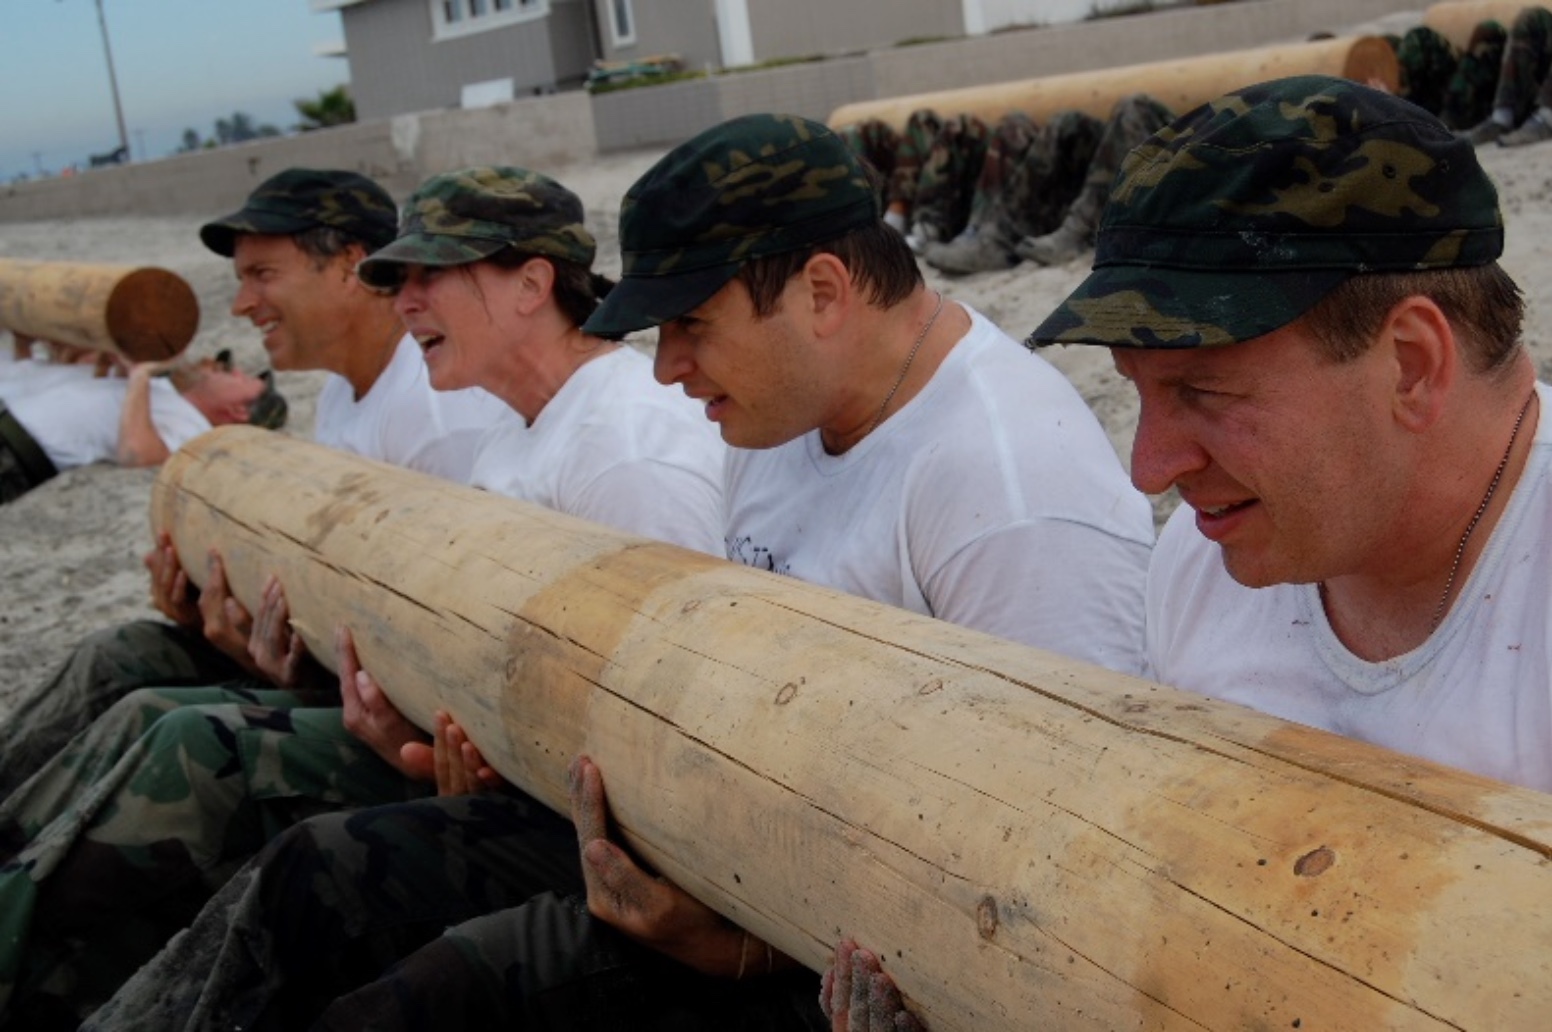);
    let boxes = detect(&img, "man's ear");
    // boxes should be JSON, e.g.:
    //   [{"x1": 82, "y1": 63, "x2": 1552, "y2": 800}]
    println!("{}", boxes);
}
[
  {"x1": 337, "y1": 243, "x2": 372, "y2": 287},
  {"x1": 1383, "y1": 295, "x2": 1456, "y2": 433},
  {"x1": 802, "y1": 252, "x2": 851, "y2": 336}
]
